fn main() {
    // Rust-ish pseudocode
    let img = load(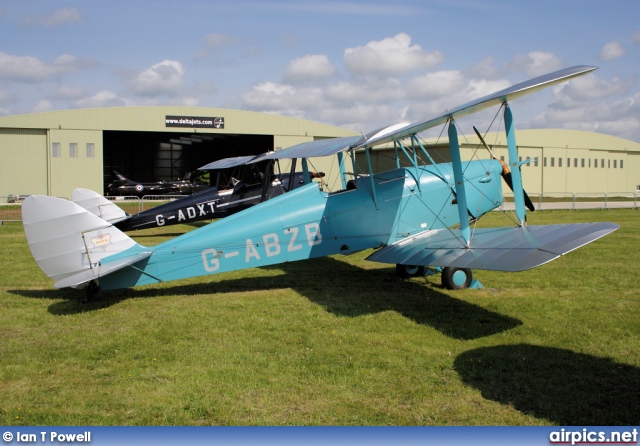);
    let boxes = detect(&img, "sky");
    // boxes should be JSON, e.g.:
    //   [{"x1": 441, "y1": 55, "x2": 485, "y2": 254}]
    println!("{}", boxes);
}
[{"x1": 1, "y1": 0, "x2": 639, "y2": 142}]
